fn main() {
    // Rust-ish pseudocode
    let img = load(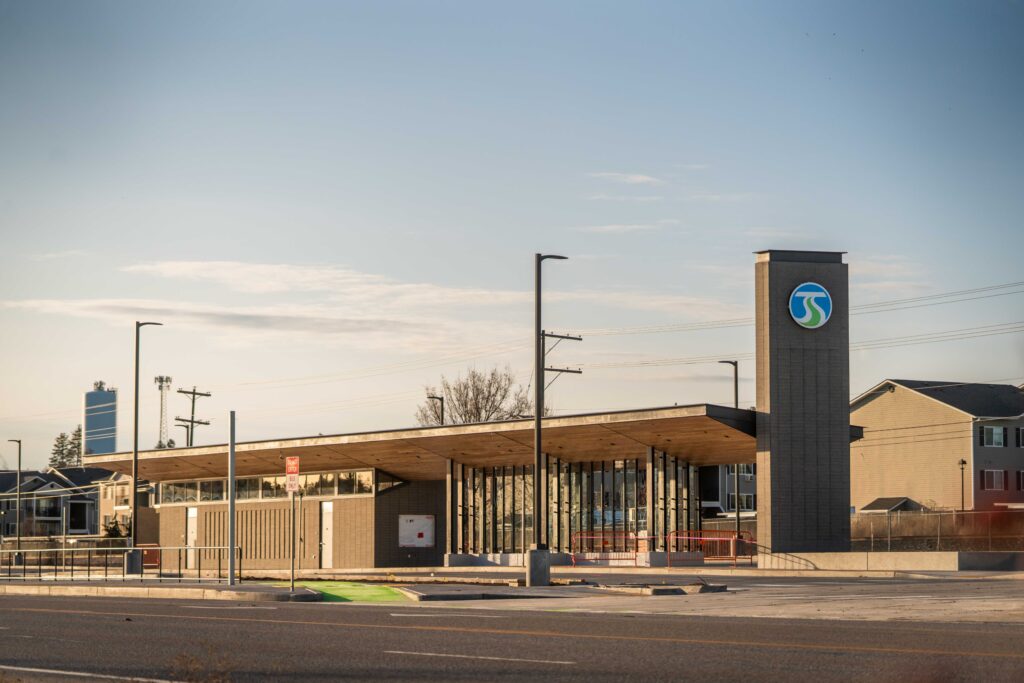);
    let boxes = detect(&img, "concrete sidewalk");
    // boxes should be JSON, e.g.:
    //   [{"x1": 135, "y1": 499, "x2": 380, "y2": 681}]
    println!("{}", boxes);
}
[{"x1": 0, "y1": 581, "x2": 321, "y2": 602}]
